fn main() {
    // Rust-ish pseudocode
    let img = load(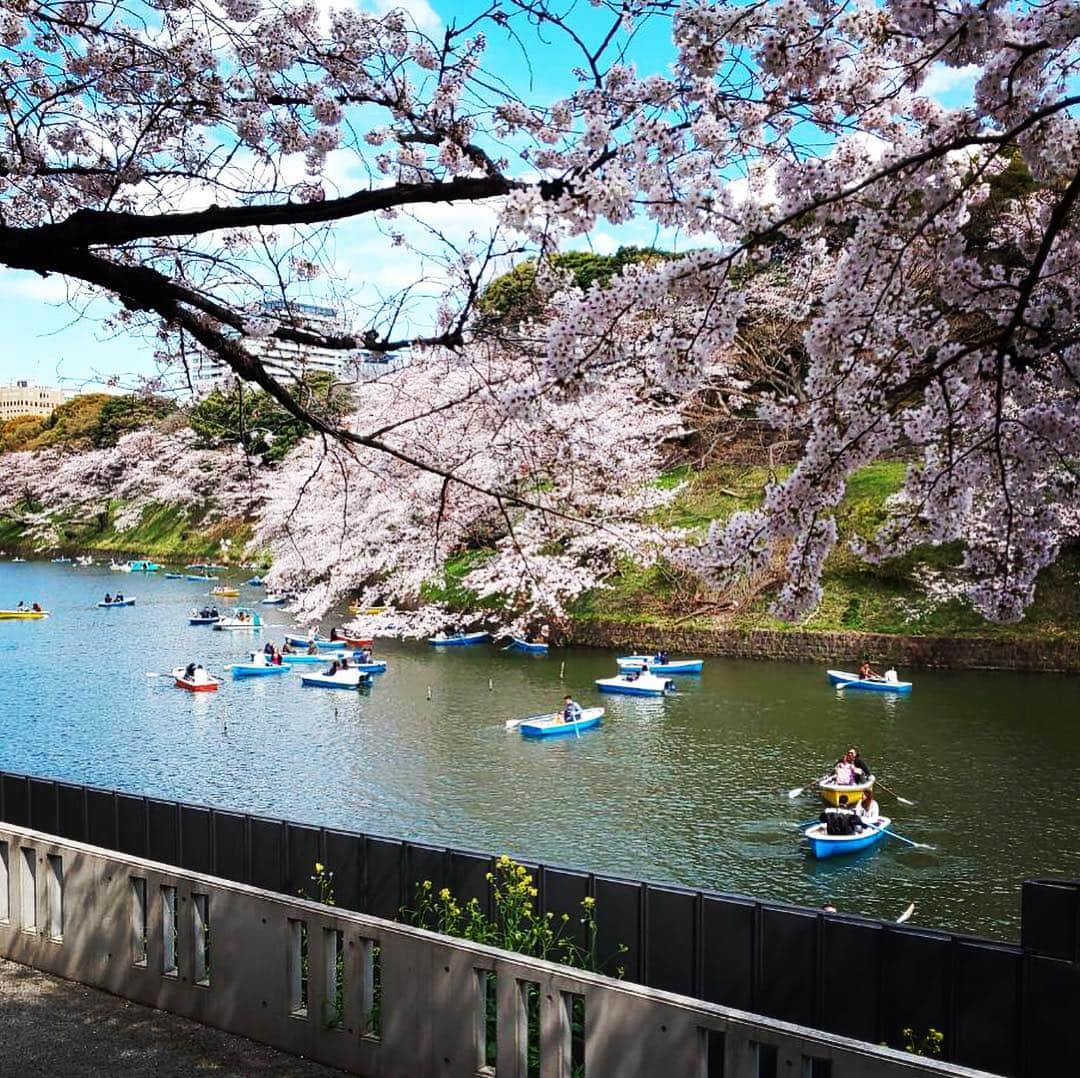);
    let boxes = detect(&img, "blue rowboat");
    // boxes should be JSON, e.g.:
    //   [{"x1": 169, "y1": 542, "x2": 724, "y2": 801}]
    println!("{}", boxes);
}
[
  {"x1": 805, "y1": 817, "x2": 892, "y2": 859},
  {"x1": 51, "y1": 557, "x2": 71, "y2": 563},
  {"x1": 281, "y1": 650, "x2": 356, "y2": 664},
  {"x1": 827, "y1": 669, "x2": 912, "y2": 693},
  {"x1": 261, "y1": 596, "x2": 288, "y2": 605},
  {"x1": 97, "y1": 598, "x2": 136, "y2": 608},
  {"x1": 616, "y1": 655, "x2": 704, "y2": 675},
  {"x1": 300, "y1": 670, "x2": 372, "y2": 690},
  {"x1": 164, "y1": 573, "x2": 184, "y2": 579},
  {"x1": 595, "y1": 673, "x2": 675, "y2": 697},
  {"x1": 508, "y1": 637, "x2": 549, "y2": 654},
  {"x1": 186, "y1": 574, "x2": 218, "y2": 582},
  {"x1": 520, "y1": 707, "x2": 604, "y2": 738},
  {"x1": 246, "y1": 577, "x2": 264, "y2": 586},
  {"x1": 188, "y1": 616, "x2": 220, "y2": 625},
  {"x1": 230, "y1": 660, "x2": 290, "y2": 678},
  {"x1": 284, "y1": 634, "x2": 340, "y2": 649},
  {"x1": 428, "y1": 631, "x2": 490, "y2": 647}
]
